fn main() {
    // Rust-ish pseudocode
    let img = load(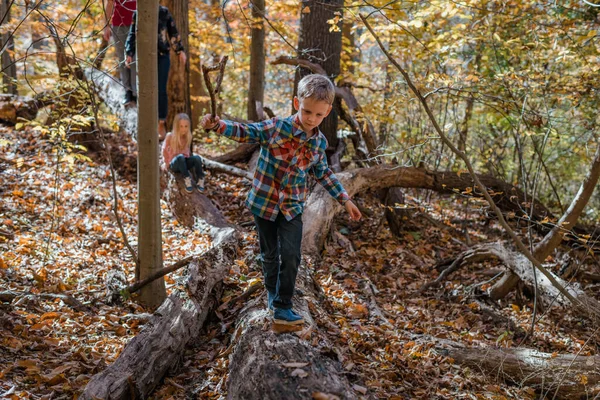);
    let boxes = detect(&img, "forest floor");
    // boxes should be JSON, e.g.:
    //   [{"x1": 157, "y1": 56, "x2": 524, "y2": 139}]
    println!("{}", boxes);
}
[{"x1": 1, "y1": 125, "x2": 599, "y2": 399}]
